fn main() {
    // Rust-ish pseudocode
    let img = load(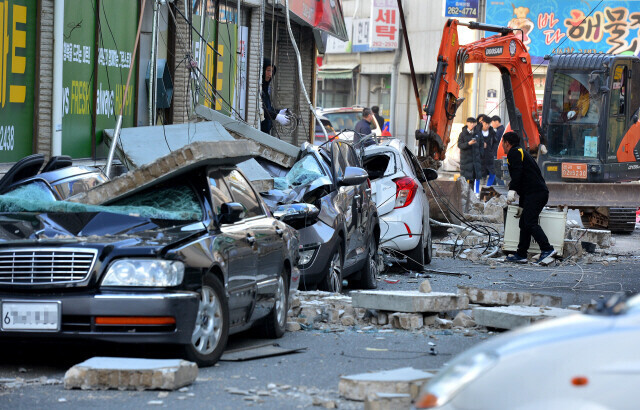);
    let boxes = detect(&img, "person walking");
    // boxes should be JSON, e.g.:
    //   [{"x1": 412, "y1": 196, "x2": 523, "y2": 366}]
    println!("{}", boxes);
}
[
  {"x1": 458, "y1": 117, "x2": 482, "y2": 192},
  {"x1": 260, "y1": 59, "x2": 289, "y2": 135},
  {"x1": 354, "y1": 108, "x2": 375, "y2": 146},
  {"x1": 502, "y1": 131, "x2": 557, "y2": 264}
]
